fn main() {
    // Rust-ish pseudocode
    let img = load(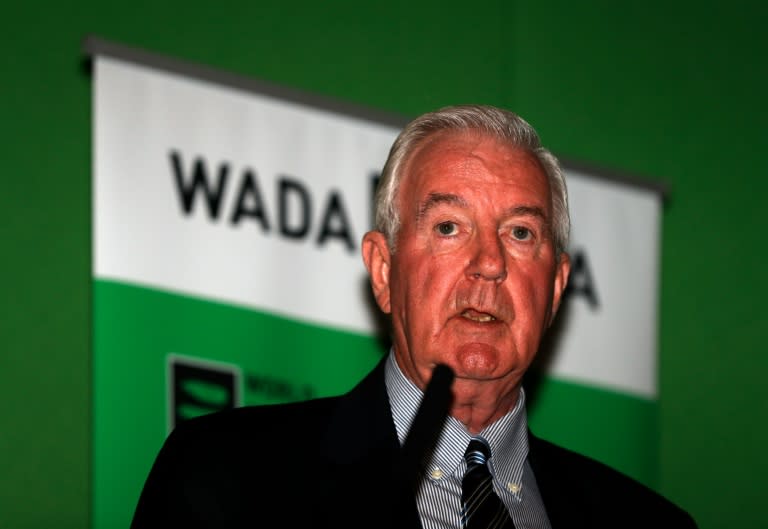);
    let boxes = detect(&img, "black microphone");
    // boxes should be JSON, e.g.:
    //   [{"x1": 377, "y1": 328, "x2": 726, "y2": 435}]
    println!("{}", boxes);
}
[{"x1": 400, "y1": 364, "x2": 455, "y2": 489}]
